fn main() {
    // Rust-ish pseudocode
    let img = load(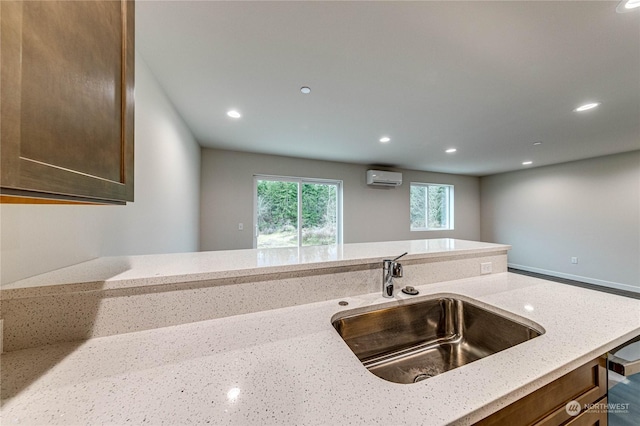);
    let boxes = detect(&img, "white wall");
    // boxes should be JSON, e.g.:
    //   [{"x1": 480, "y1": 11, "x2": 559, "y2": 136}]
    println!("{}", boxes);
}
[
  {"x1": 480, "y1": 151, "x2": 640, "y2": 292},
  {"x1": 0, "y1": 52, "x2": 201, "y2": 285},
  {"x1": 200, "y1": 149, "x2": 480, "y2": 251}
]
